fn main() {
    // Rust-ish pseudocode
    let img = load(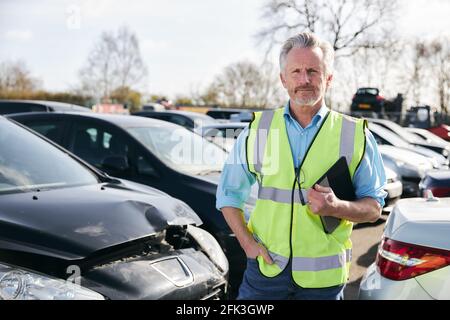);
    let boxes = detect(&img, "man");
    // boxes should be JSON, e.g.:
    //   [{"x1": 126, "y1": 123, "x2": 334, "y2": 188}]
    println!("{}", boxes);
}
[{"x1": 216, "y1": 32, "x2": 386, "y2": 300}]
